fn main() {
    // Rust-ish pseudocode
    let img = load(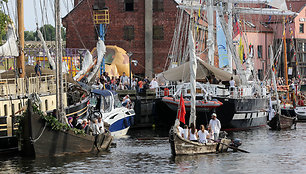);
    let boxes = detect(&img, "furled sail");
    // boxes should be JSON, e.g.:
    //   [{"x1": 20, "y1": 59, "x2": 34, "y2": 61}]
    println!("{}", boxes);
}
[
  {"x1": 73, "y1": 49, "x2": 93, "y2": 81},
  {"x1": 268, "y1": 0, "x2": 288, "y2": 11},
  {"x1": 87, "y1": 38, "x2": 106, "y2": 83},
  {"x1": 0, "y1": 25, "x2": 19, "y2": 57}
]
